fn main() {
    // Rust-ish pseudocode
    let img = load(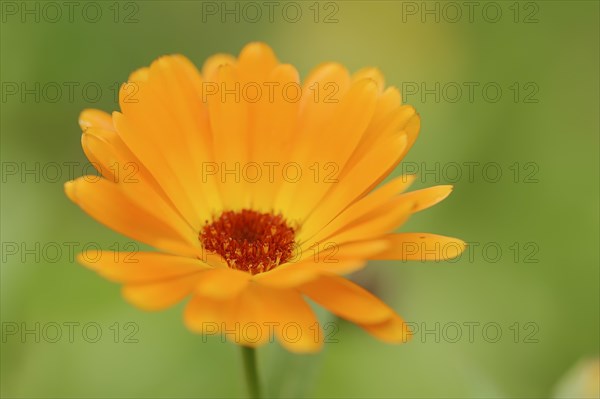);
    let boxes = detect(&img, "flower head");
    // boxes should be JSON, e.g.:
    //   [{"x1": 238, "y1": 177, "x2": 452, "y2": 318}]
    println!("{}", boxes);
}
[{"x1": 65, "y1": 42, "x2": 465, "y2": 352}]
